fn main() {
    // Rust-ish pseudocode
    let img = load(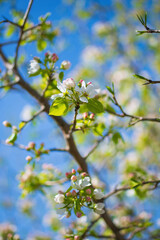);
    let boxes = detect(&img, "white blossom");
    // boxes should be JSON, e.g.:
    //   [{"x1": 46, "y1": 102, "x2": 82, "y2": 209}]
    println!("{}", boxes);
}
[
  {"x1": 93, "y1": 189, "x2": 104, "y2": 200},
  {"x1": 78, "y1": 80, "x2": 98, "y2": 103},
  {"x1": 54, "y1": 193, "x2": 65, "y2": 204},
  {"x1": 55, "y1": 203, "x2": 66, "y2": 215},
  {"x1": 63, "y1": 78, "x2": 75, "y2": 89},
  {"x1": 28, "y1": 60, "x2": 40, "y2": 75},
  {"x1": 71, "y1": 175, "x2": 91, "y2": 190},
  {"x1": 61, "y1": 60, "x2": 71, "y2": 70},
  {"x1": 94, "y1": 203, "x2": 105, "y2": 214}
]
